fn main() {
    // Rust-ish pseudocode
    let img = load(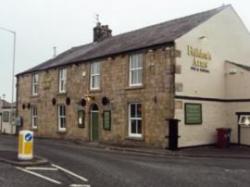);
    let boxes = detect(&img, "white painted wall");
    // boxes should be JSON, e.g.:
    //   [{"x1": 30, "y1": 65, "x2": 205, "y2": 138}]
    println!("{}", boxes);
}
[
  {"x1": 175, "y1": 100, "x2": 226, "y2": 147},
  {"x1": 174, "y1": 6, "x2": 250, "y2": 147},
  {"x1": 225, "y1": 63, "x2": 250, "y2": 145},
  {"x1": 225, "y1": 63, "x2": 250, "y2": 99},
  {"x1": 0, "y1": 108, "x2": 16, "y2": 135}
]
